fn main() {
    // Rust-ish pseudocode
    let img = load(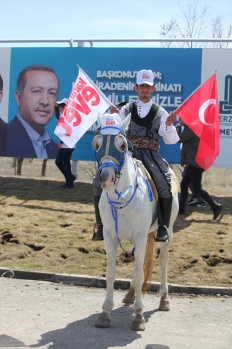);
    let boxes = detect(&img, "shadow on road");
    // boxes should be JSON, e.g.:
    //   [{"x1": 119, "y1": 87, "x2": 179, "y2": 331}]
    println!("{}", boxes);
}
[{"x1": 28, "y1": 307, "x2": 163, "y2": 349}]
